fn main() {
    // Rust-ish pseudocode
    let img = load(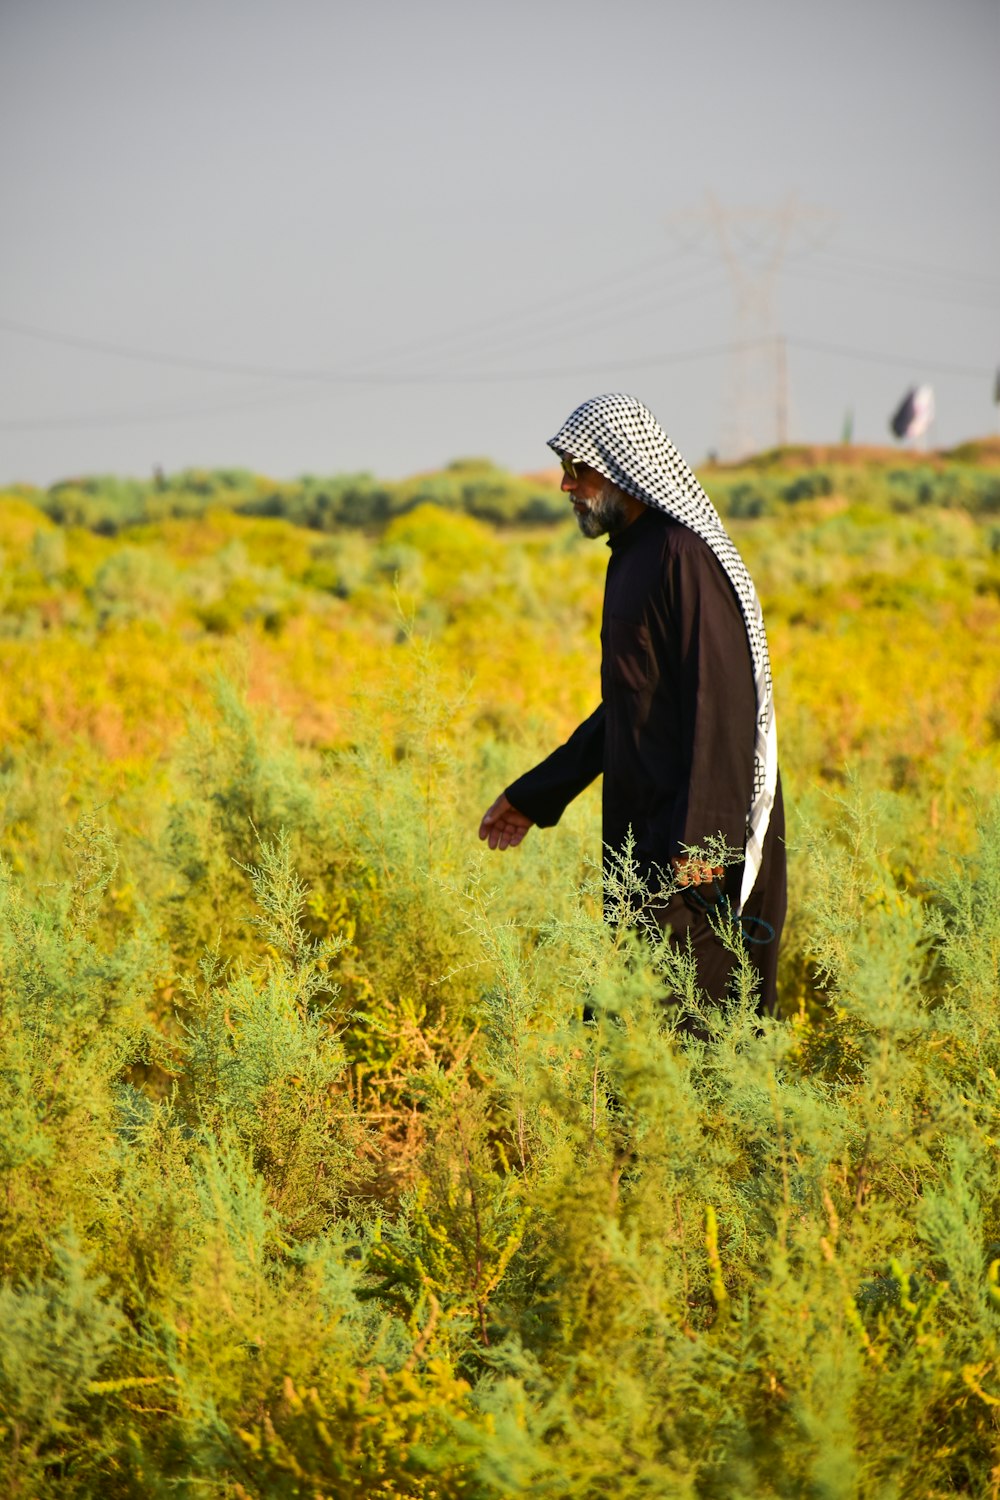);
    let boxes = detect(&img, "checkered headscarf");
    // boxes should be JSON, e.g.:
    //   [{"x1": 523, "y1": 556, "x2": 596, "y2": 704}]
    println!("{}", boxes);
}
[{"x1": 549, "y1": 392, "x2": 777, "y2": 913}]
